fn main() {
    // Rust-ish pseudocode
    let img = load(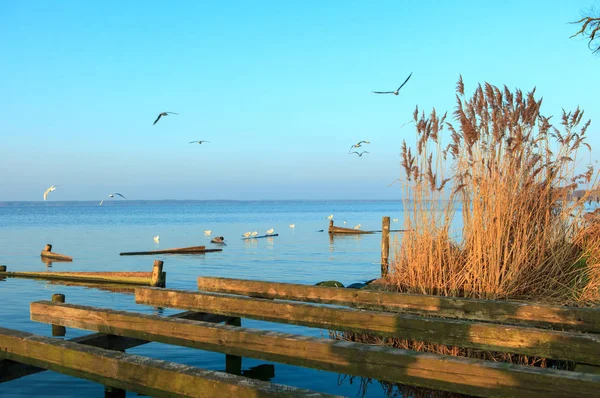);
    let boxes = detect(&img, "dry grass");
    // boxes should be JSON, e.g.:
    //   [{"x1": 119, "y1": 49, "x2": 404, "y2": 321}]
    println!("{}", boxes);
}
[
  {"x1": 390, "y1": 77, "x2": 599, "y2": 306},
  {"x1": 332, "y1": 79, "x2": 600, "y2": 397}
]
